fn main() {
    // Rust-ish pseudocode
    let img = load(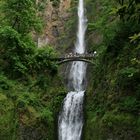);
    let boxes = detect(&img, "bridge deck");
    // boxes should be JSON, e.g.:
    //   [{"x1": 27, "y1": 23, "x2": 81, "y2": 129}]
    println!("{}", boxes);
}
[{"x1": 50, "y1": 53, "x2": 95, "y2": 60}]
